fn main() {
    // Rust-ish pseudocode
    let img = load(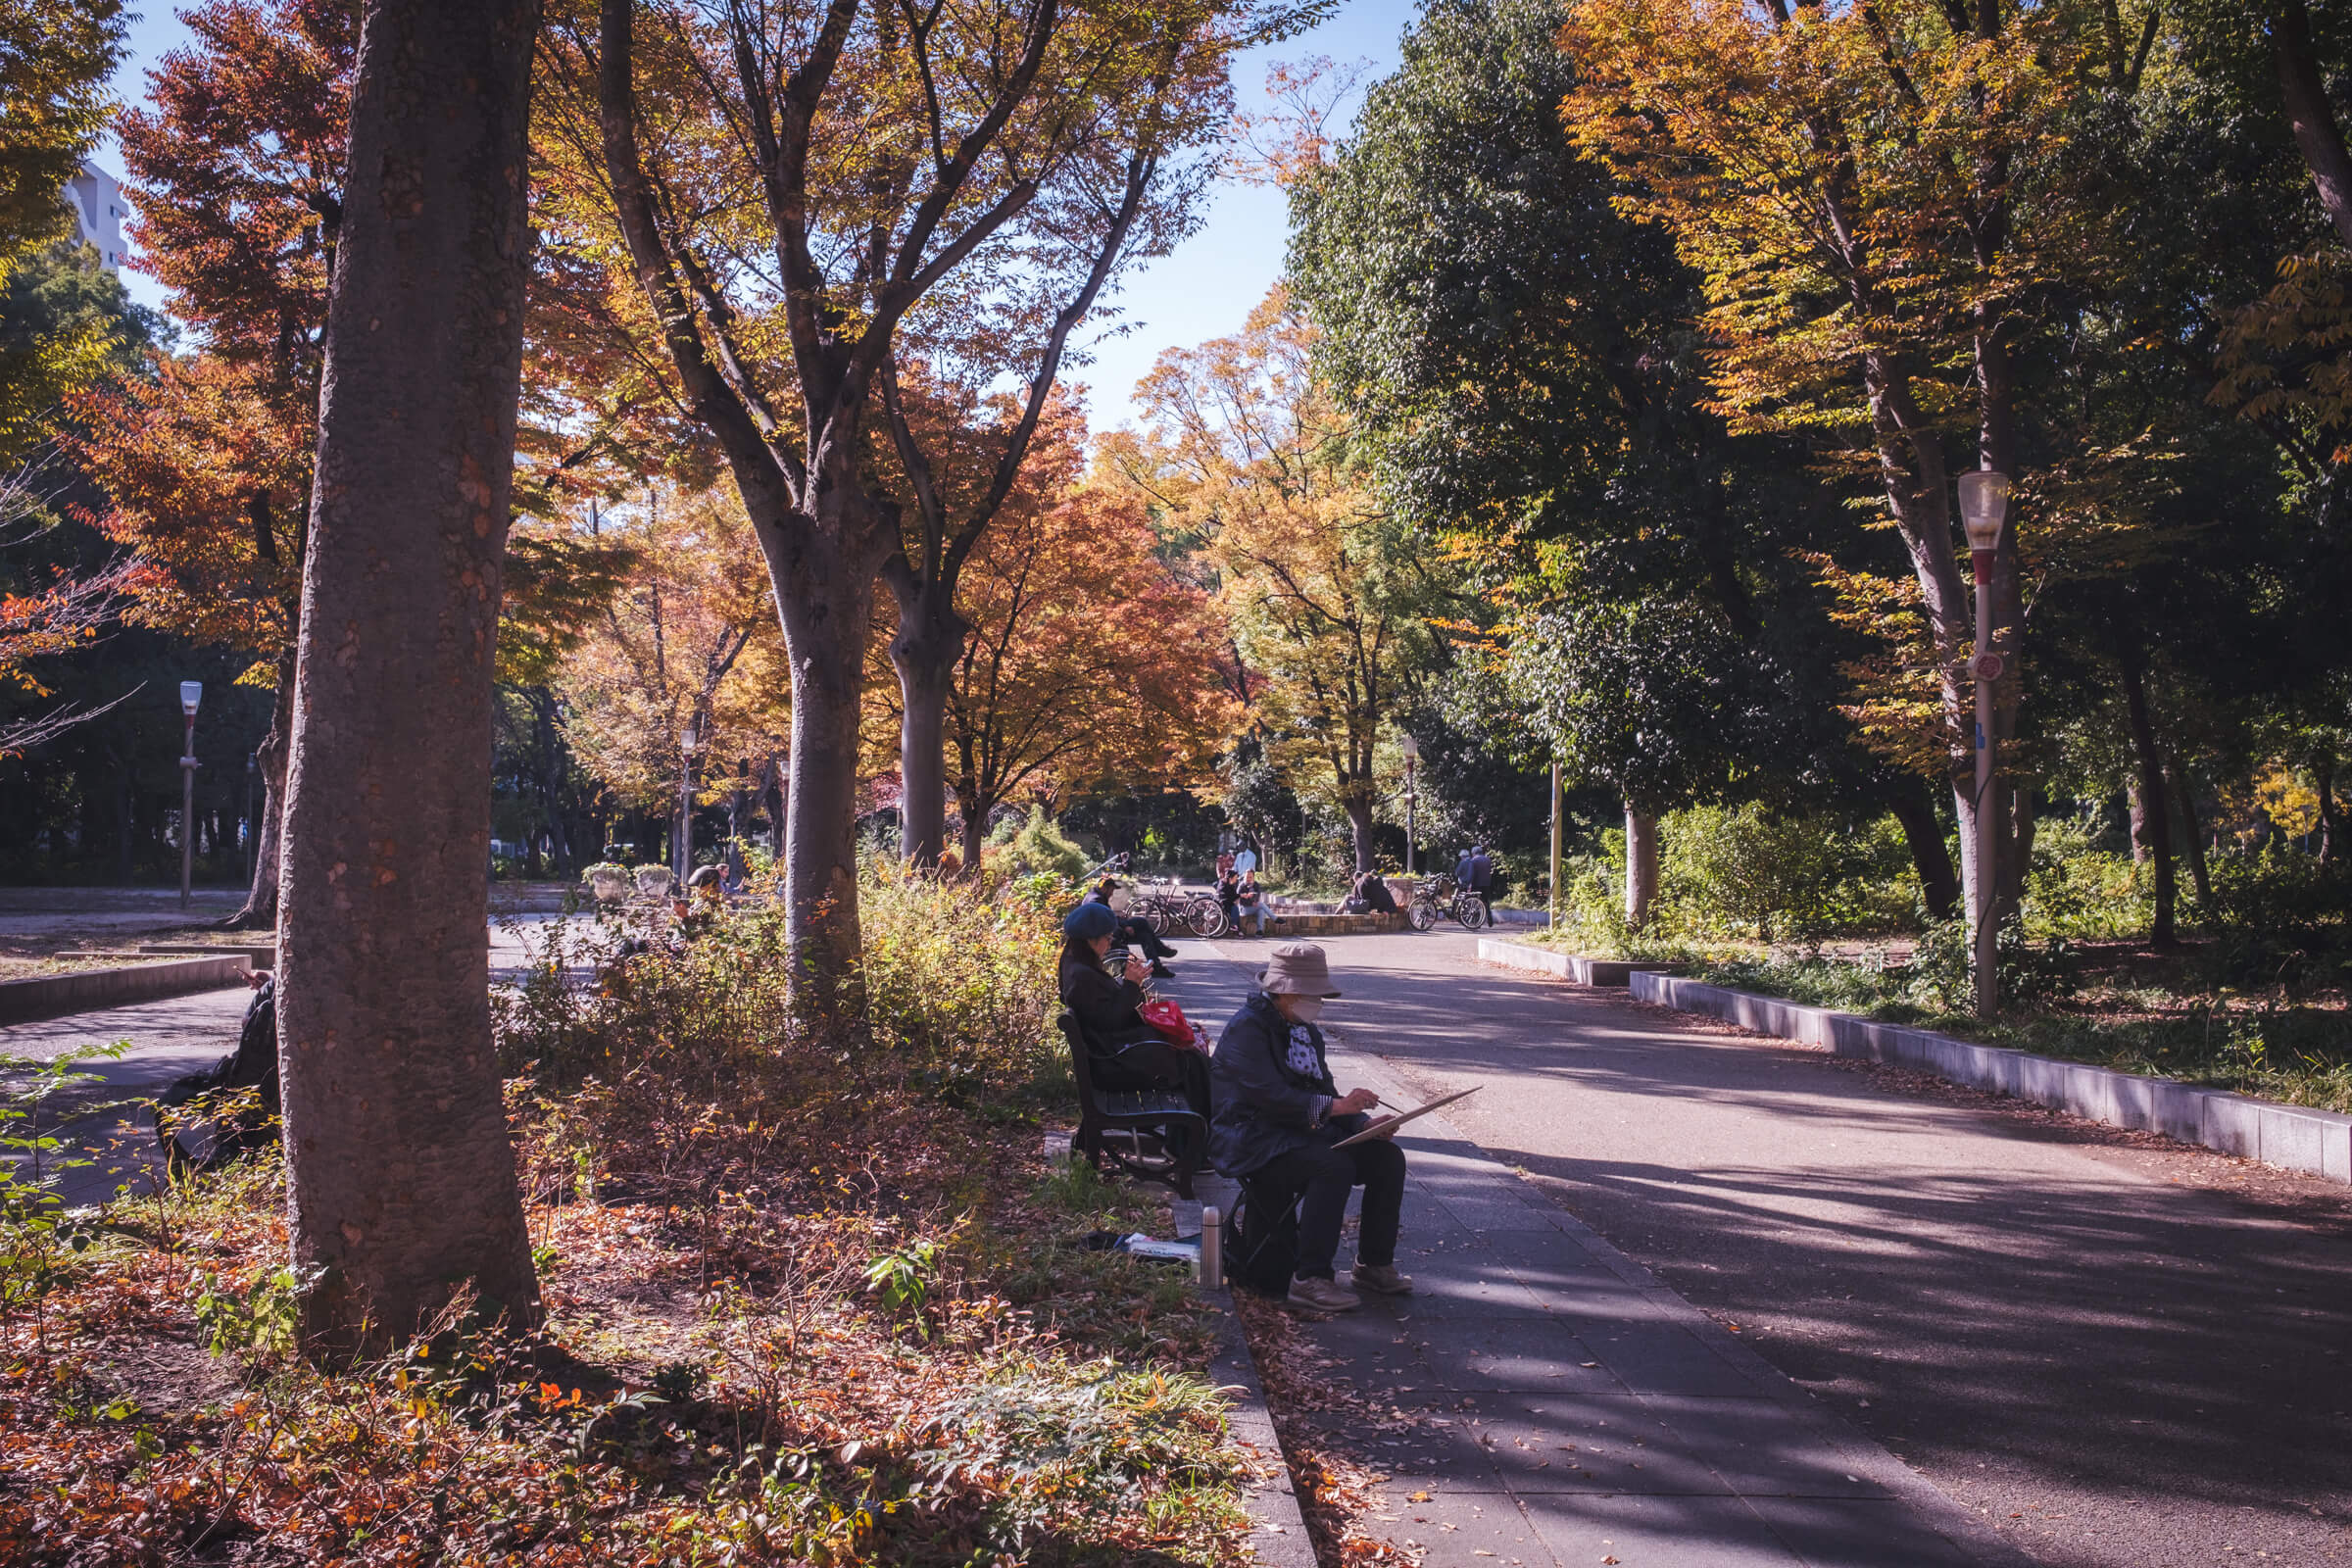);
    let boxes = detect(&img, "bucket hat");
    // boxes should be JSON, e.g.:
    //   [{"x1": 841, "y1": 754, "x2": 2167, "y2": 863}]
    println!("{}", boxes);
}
[{"x1": 1256, "y1": 942, "x2": 1342, "y2": 998}]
